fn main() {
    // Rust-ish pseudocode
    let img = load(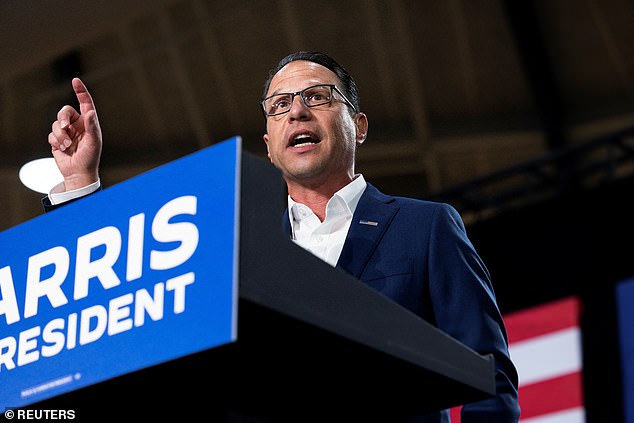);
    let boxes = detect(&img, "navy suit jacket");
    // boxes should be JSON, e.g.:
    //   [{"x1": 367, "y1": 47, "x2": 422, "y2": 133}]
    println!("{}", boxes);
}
[{"x1": 284, "y1": 183, "x2": 520, "y2": 423}]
